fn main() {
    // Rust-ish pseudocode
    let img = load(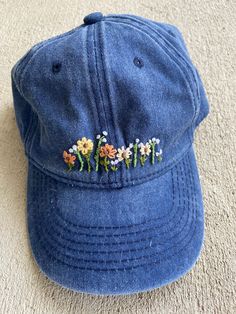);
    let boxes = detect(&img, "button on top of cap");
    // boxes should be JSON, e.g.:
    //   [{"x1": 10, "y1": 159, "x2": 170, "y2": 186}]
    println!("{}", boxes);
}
[{"x1": 83, "y1": 12, "x2": 103, "y2": 25}]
